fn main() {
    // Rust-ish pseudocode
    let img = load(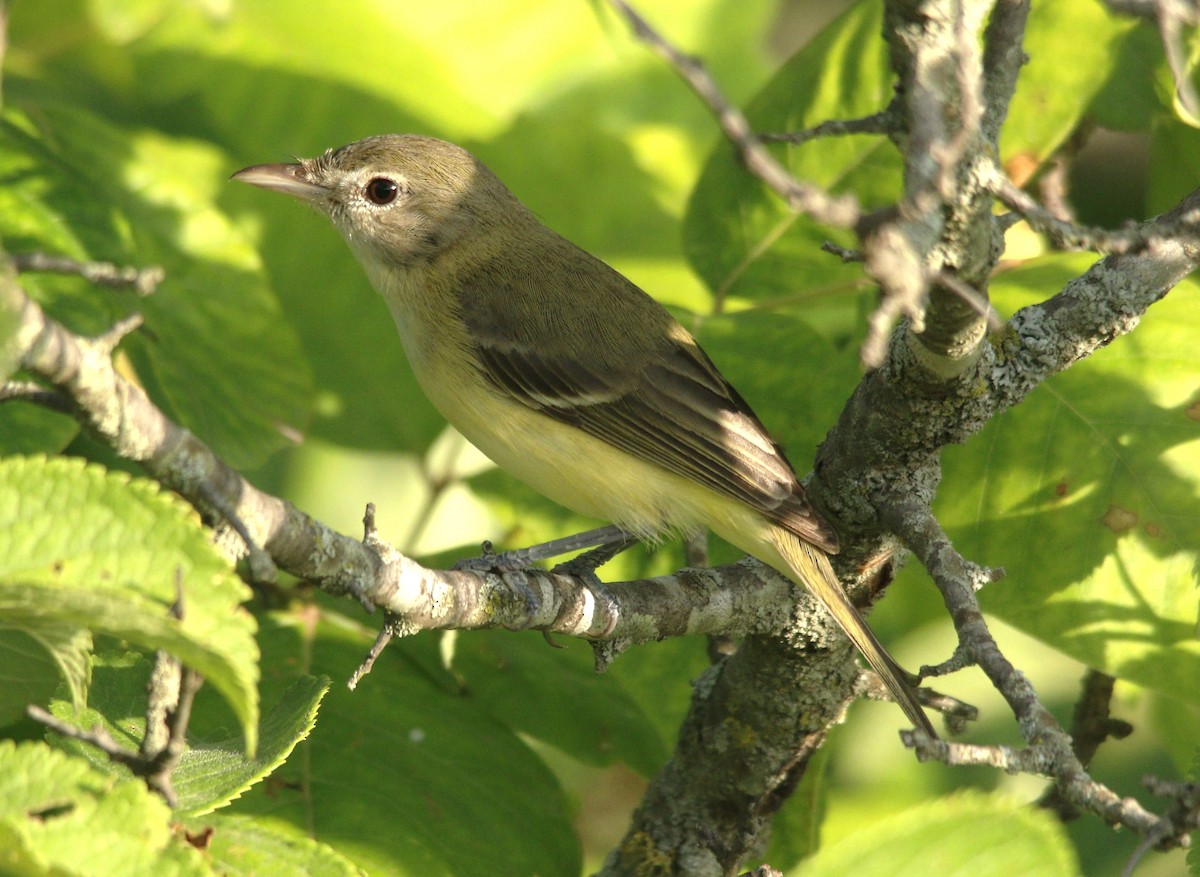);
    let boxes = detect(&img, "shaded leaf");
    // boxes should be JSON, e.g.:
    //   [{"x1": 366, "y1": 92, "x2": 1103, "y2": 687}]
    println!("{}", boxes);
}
[
  {"x1": 451, "y1": 631, "x2": 669, "y2": 776},
  {"x1": 0, "y1": 622, "x2": 91, "y2": 727},
  {"x1": 49, "y1": 653, "x2": 328, "y2": 818},
  {"x1": 1002, "y1": 0, "x2": 1136, "y2": 164},
  {"x1": 225, "y1": 608, "x2": 581, "y2": 877}
]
